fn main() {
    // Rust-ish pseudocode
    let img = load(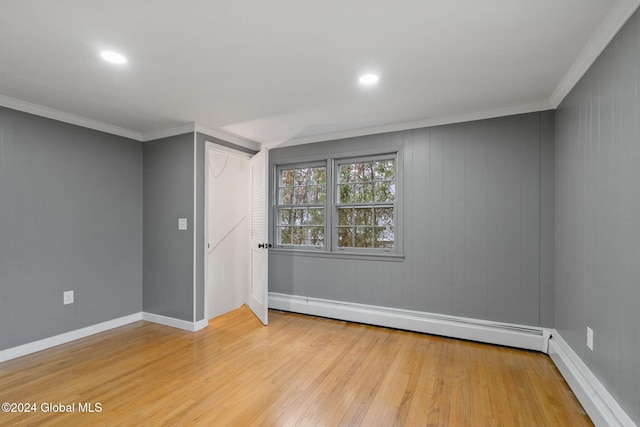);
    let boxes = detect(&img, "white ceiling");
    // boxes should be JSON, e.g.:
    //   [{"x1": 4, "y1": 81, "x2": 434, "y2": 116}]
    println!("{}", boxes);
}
[{"x1": 0, "y1": 1, "x2": 638, "y2": 148}]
